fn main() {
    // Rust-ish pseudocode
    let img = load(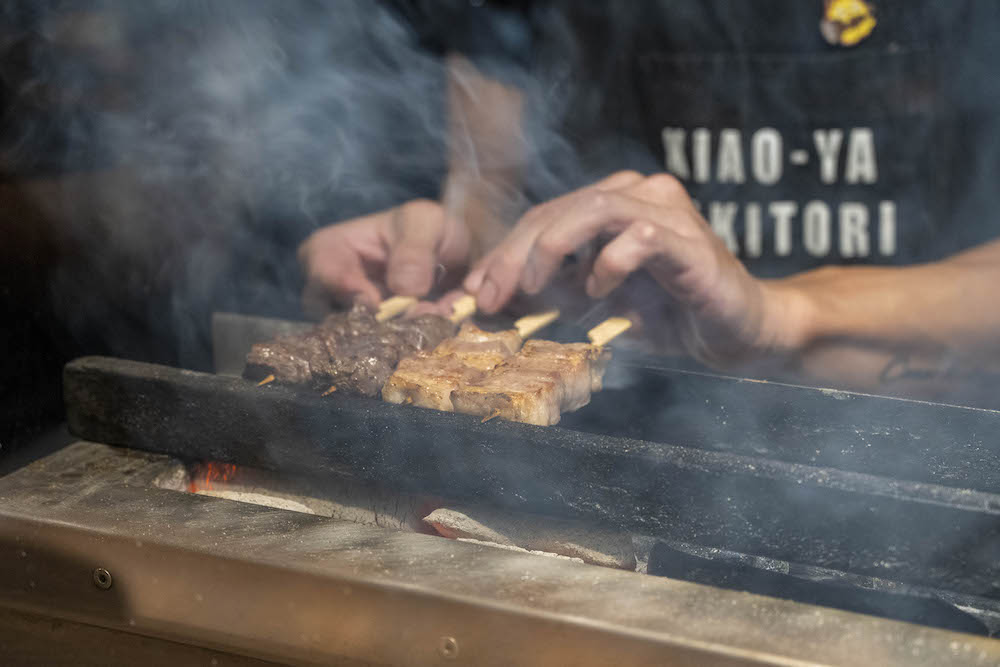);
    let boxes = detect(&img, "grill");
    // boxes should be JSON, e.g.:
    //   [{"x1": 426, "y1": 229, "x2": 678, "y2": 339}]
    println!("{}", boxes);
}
[{"x1": 3, "y1": 311, "x2": 1000, "y2": 664}]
